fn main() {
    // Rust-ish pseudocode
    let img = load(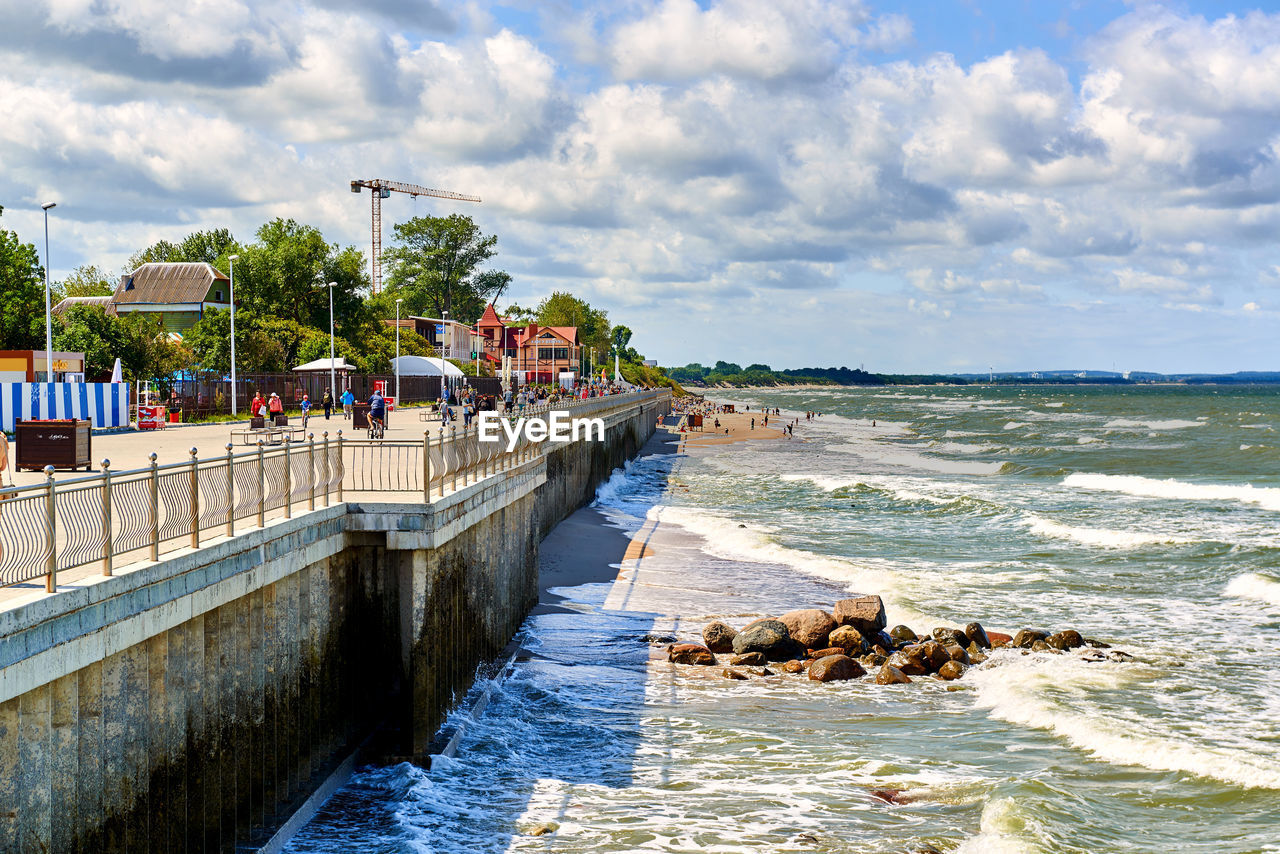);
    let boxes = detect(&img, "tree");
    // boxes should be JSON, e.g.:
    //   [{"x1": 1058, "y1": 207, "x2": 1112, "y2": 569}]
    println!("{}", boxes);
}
[
  {"x1": 746, "y1": 363, "x2": 771, "y2": 373},
  {"x1": 115, "y1": 313, "x2": 192, "y2": 384},
  {"x1": 535, "y1": 292, "x2": 610, "y2": 356},
  {"x1": 382, "y1": 214, "x2": 507, "y2": 323},
  {"x1": 125, "y1": 239, "x2": 181, "y2": 271},
  {"x1": 185, "y1": 308, "x2": 286, "y2": 373},
  {"x1": 53, "y1": 305, "x2": 126, "y2": 378},
  {"x1": 713, "y1": 361, "x2": 742, "y2": 375},
  {"x1": 175, "y1": 228, "x2": 236, "y2": 264},
  {"x1": 609, "y1": 325, "x2": 642, "y2": 363},
  {"x1": 500, "y1": 303, "x2": 537, "y2": 322},
  {"x1": 0, "y1": 210, "x2": 46, "y2": 350},
  {"x1": 59, "y1": 264, "x2": 114, "y2": 298}
]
